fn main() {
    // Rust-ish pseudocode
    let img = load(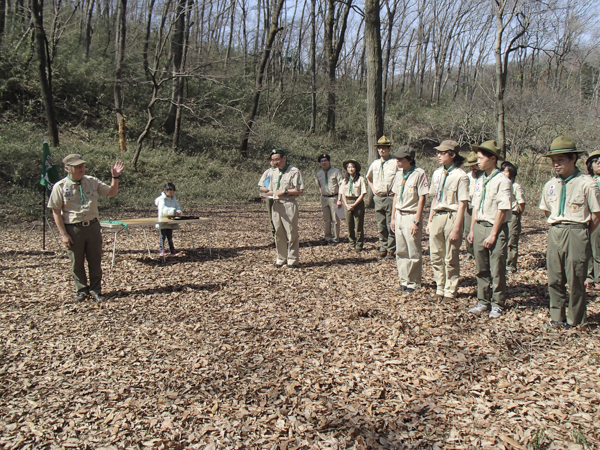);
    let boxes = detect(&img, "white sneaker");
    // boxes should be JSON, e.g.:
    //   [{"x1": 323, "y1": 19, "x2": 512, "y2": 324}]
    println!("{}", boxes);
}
[
  {"x1": 489, "y1": 307, "x2": 502, "y2": 318},
  {"x1": 469, "y1": 302, "x2": 490, "y2": 314}
]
